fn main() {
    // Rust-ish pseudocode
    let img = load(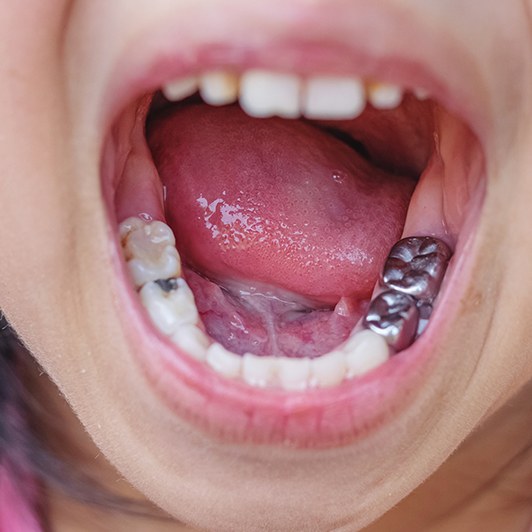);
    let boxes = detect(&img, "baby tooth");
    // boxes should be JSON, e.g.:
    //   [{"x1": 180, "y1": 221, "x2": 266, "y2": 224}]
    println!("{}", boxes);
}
[
  {"x1": 171, "y1": 324, "x2": 210, "y2": 362},
  {"x1": 140, "y1": 280, "x2": 198, "y2": 335},
  {"x1": 381, "y1": 236, "x2": 452, "y2": 302},
  {"x1": 206, "y1": 343, "x2": 242, "y2": 379},
  {"x1": 278, "y1": 357, "x2": 311, "y2": 391},
  {"x1": 416, "y1": 301, "x2": 432, "y2": 336},
  {"x1": 124, "y1": 220, "x2": 175, "y2": 260},
  {"x1": 343, "y1": 330, "x2": 390, "y2": 378},
  {"x1": 119, "y1": 217, "x2": 145, "y2": 242},
  {"x1": 302, "y1": 76, "x2": 365, "y2": 119},
  {"x1": 368, "y1": 82, "x2": 403, "y2": 110},
  {"x1": 128, "y1": 246, "x2": 181, "y2": 288},
  {"x1": 123, "y1": 220, "x2": 181, "y2": 287},
  {"x1": 363, "y1": 290, "x2": 419, "y2": 351},
  {"x1": 240, "y1": 70, "x2": 300, "y2": 118},
  {"x1": 163, "y1": 76, "x2": 199, "y2": 102},
  {"x1": 310, "y1": 350, "x2": 347, "y2": 388},
  {"x1": 200, "y1": 71, "x2": 239, "y2": 106},
  {"x1": 242, "y1": 354, "x2": 278, "y2": 388}
]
